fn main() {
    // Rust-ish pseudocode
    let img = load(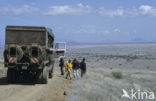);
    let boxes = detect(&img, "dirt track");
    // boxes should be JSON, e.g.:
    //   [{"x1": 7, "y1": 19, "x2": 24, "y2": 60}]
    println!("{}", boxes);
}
[{"x1": 0, "y1": 68, "x2": 72, "y2": 101}]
